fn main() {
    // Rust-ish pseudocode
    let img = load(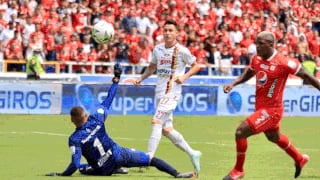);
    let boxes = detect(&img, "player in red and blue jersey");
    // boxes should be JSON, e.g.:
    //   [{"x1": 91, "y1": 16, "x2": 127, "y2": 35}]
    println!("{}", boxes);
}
[
  {"x1": 222, "y1": 31, "x2": 320, "y2": 180},
  {"x1": 46, "y1": 64, "x2": 195, "y2": 178}
]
